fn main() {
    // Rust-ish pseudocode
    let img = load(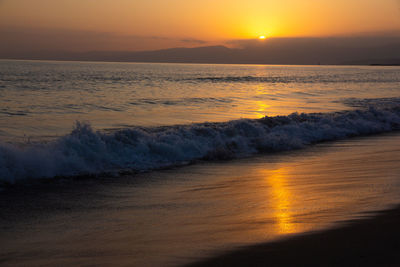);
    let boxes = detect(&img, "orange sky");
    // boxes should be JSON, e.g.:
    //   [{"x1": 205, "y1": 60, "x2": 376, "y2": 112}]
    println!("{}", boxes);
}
[{"x1": 1, "y1": 0, "x2": 400, "y2": 51}]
